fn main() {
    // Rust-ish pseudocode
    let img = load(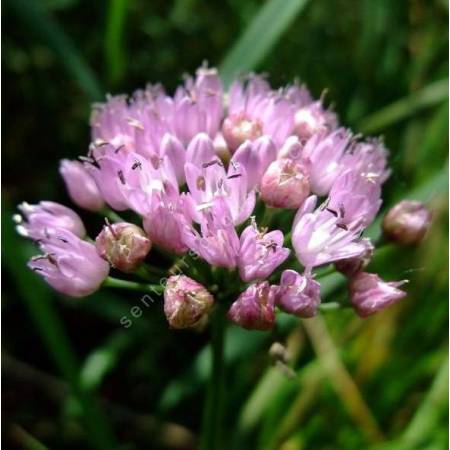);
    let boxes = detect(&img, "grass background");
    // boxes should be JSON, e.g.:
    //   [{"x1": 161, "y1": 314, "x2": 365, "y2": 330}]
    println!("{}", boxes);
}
[{"x1": 2, "y1": 0, "x2": 449, "y2": 449}]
